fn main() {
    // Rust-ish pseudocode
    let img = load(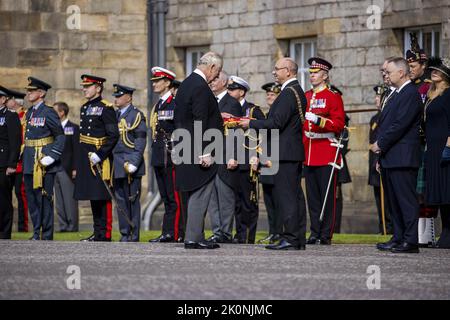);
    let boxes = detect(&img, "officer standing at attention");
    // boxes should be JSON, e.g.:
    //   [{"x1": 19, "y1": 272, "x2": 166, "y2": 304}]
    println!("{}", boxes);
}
[
  {"x1": 23, "y1": 78, "x2": 65, "y2": 241},
  {"x1": 74, "y1": 75, "x2": 119, "y2": 242},
  {"x1": 227, "y1": 76, "x2": 265, "y2": 244},
  {"x1": 112, "y1": 84, "x2": 147, "y2": 242},
  {"x1": 149, "y1": 67, "x2": 181, "y2": 243},
  {"x1": 303, "y1": 58, "x2": 346, "y2": 246},
  {"x1": 0, "y1": 86, "x2": 22, "y2": 239}
]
